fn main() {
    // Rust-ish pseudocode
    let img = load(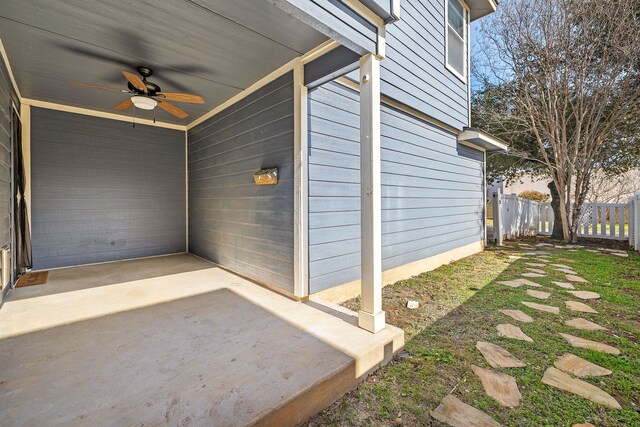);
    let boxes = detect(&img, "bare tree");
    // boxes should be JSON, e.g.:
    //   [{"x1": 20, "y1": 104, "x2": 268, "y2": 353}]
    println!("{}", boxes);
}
[
  {"x1": 587, "y1": 169, "x2": 640, "y2": 204},
  {"x1": 474, "y1": 0, "x2": 640, "y2": 242}
]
